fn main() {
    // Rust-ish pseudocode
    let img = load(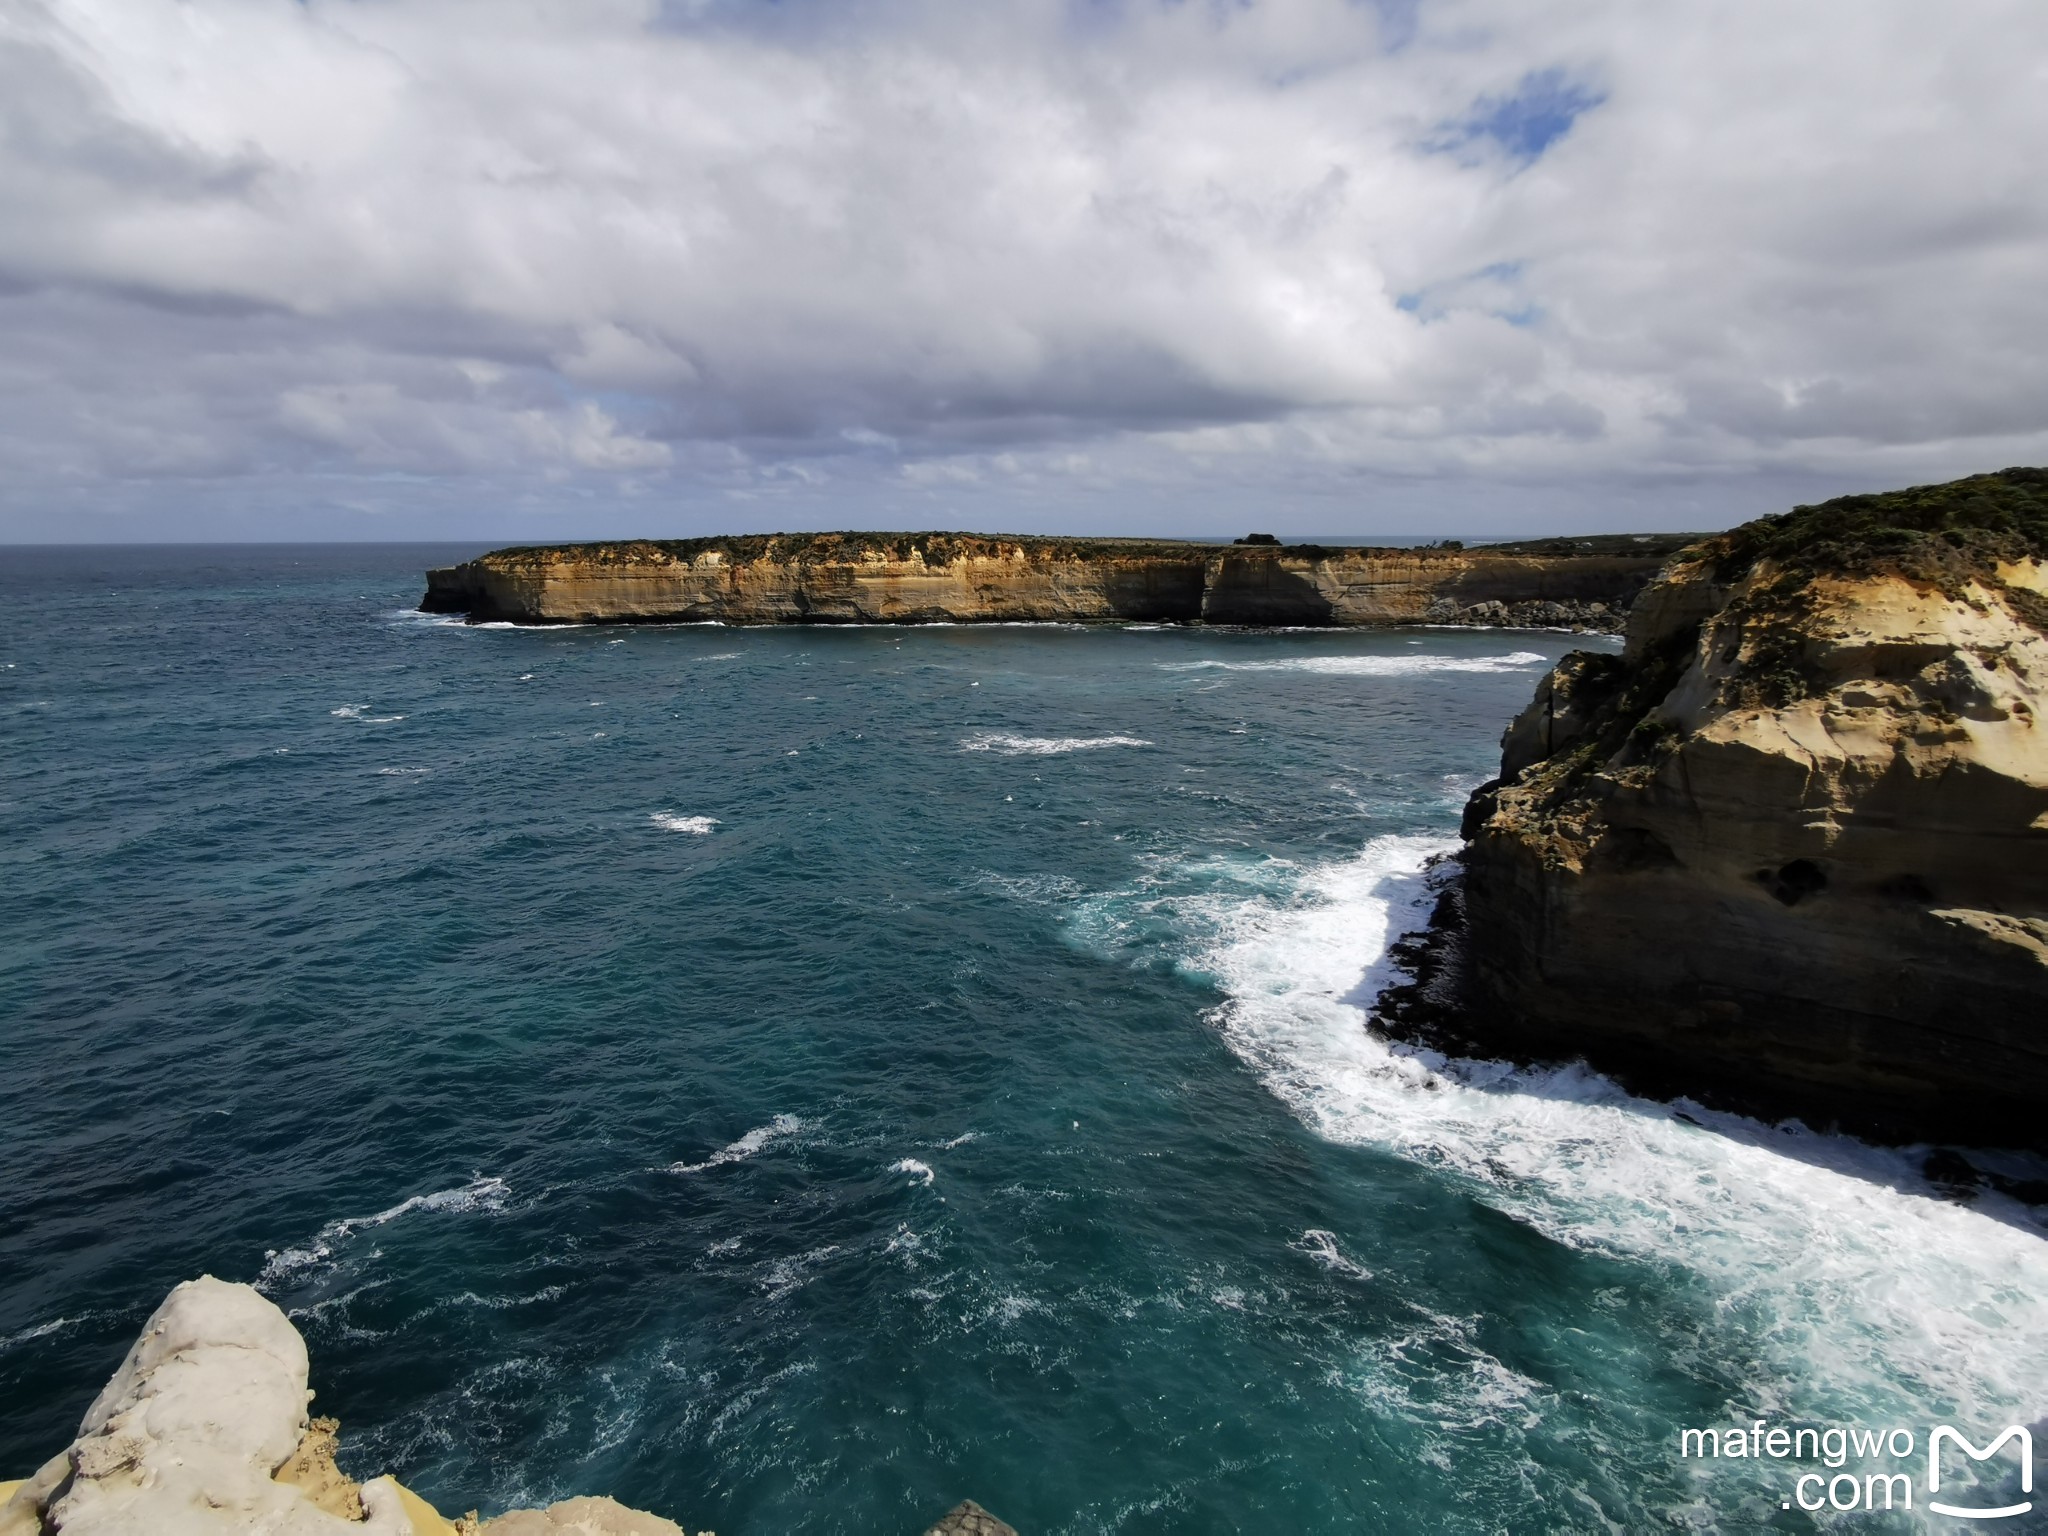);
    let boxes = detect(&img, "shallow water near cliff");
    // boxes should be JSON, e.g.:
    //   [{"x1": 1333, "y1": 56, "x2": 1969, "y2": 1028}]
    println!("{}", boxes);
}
[{"x1": 3, "y1": 545, "x2": 2044, "y2": 1534}]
